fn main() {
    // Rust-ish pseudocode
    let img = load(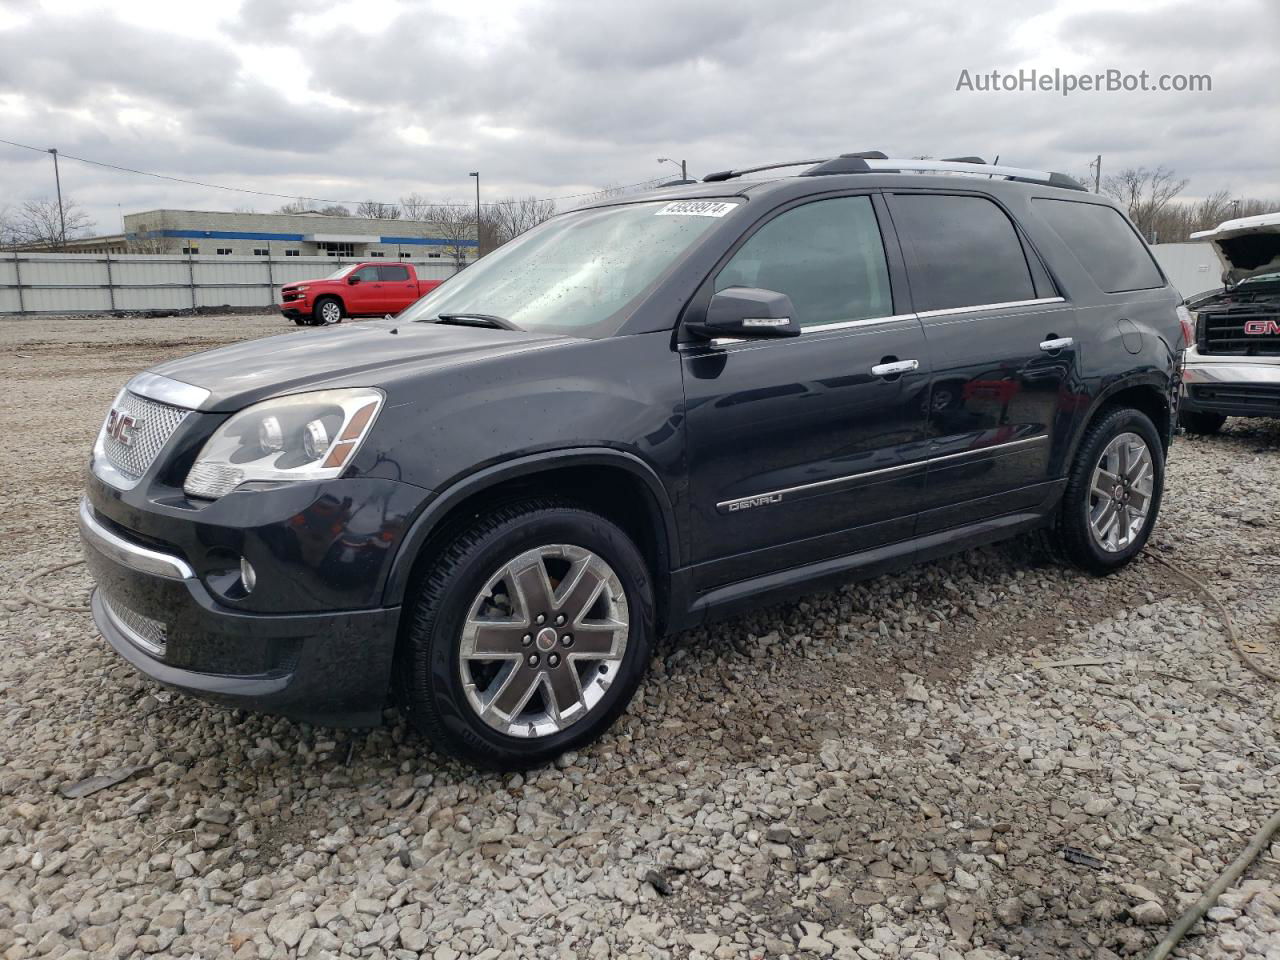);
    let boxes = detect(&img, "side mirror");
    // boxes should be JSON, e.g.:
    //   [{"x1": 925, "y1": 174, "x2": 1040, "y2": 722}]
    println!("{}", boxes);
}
[
  {"x1": 689, "y1": 287, "x2": 800, "y2": 339},
  {"x1": 347, "y1": 275, "x2": 361, "y2": 285}
]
